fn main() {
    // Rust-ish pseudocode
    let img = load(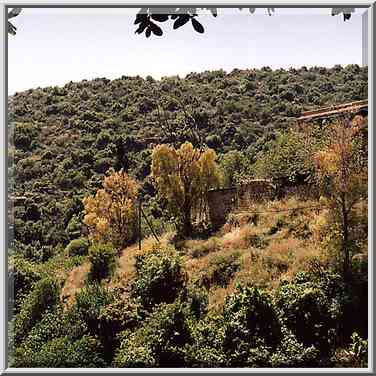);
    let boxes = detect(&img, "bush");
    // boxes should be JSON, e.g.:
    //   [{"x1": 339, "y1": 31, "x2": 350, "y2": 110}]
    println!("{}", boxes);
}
[
  {"x1": 14, "y1": 277, "x2": 60, "y2": 344},
  {"x1": 13, "y1": 334, "x2": 106, "y2": 368},
  {"x1": 133, "y1": 245, "x2": 185, "y2": 309},
  {"x1": 222, "y1": 285, "x2": 282, "y2": 366},
  {"x1": 270, "y1": 328, "x2": 320, "y2": 367},
  {"x1": 97, "y1": 297, "x2": 145, "y2": 363},
  {"x1": 183, "y1": 315, "x2": 227, "y2": 367},
  {"x1": 113, "y1": 302, "x2": 191, "y2": 367},
  {"x1": 87, "y1": 243, "x2": 117, "y2": 282},
  {"x1": 13, "y1": 122, "x2": 37, "y2": 151},
  {"x1": 274, "y1": 270, "x2": 346, "y2": 356},
  {"x1": 94, "y1": 157, "x2": 113, "y2": 173},
  {"x1": 13, "y1": 240, "x2": 55, "y2": 263},
  {"x1": 331, "y1": 332, "x2": 368, "y2": 368},
  {"x1": 11, "y1": 307, "x2": 87, "y2": 366},
  {"x1": 183, "y1": 344, "x2": 227, "y2": 368},
  {"x1": 96, "y1": 130, "x2": 112, "y2": 149},
  {"x1": 9, "y1": 257, "x2": 45, "y2": 314},
  {"x1": 74, "y1": 283, "x2": 114, "y2": 337},
  {"x1": 25, "y1": 308, "x2": 86, "y2": 345},
  {"x1": 182, "y1": 284, "x2": 209, "y2": 320},
  {"x1": 66, "y1": 238, "x2": 89, "y2": 257}
]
